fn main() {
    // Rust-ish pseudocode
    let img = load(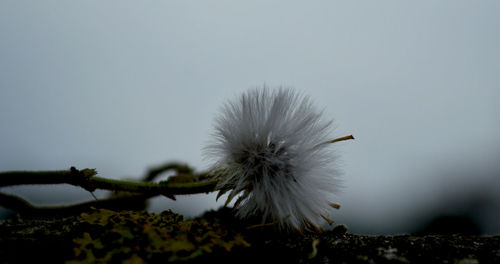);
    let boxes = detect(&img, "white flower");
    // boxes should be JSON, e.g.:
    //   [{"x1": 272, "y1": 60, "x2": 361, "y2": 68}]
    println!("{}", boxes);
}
[{"x1": 205, "y1": 87, "x2": 348, "y2": 231}]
